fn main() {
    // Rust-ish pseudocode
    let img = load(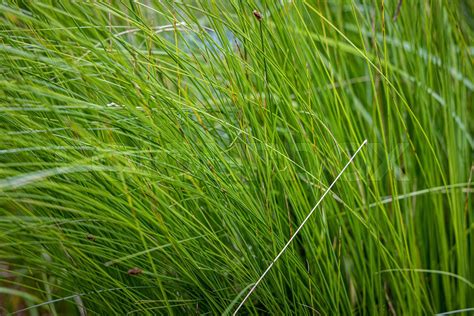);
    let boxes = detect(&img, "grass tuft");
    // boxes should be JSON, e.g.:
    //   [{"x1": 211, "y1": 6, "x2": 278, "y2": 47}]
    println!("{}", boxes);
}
[{"x1": 1, "y1": 1, "x2": 473, "y2": 314}]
